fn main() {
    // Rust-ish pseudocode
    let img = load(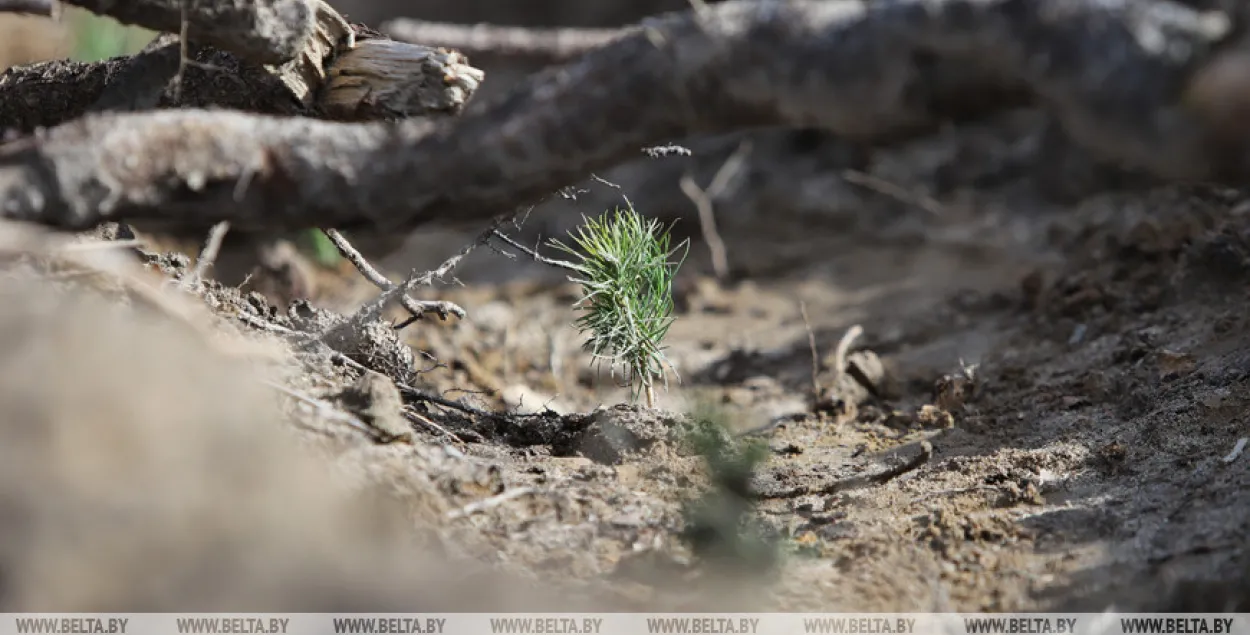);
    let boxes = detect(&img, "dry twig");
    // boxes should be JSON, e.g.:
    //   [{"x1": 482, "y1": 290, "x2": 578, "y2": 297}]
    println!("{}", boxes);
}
[
  {"x1": 403, "y1": 408, "x2": 465, "y2": 445},
  {"x1": 183, "y1": 220, "x2": 229, "y2": 290},
  {"x1": 322, "y1": 228, "x2": 465, "y2": 323},
  {"x1": 830, "y1": 324, "x2": 864, "y2": 388},
  {"x1": 763, "y1": 441, "x2": 933, "y2": 499},
  {"x1": 383, "y1": 19, "x2": 624, "y2": 64},
  {"x1": 841, "y1": 169, "x2": 947, "y2": 217},
  {"x1": 329, "y1": 222, "x2": 499, "y2": 338},
  {"x1": 678, "y1": 141, "x2": 750, "y2": 280},
  {"x1": 799, "y1": 301, "x2": 820, "y2": 402},
  {"x1": 489, "y1": 230, "x2": 582, "y2": 273}
]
